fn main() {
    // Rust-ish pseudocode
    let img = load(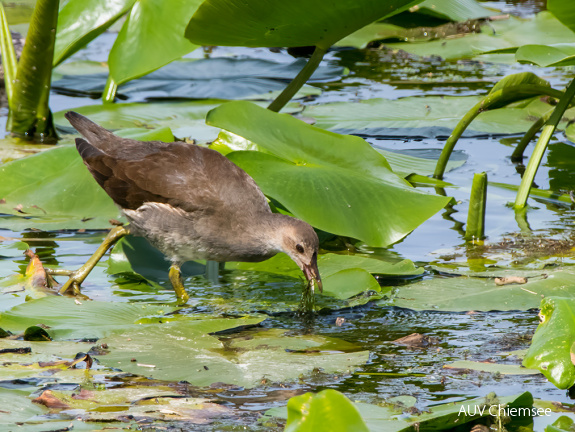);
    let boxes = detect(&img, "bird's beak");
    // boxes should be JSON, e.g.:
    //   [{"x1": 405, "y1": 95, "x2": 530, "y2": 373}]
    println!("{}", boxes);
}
[{"x1": 303, "y1": 254, "x2": 322, "y2": 293}]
